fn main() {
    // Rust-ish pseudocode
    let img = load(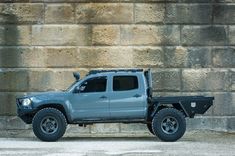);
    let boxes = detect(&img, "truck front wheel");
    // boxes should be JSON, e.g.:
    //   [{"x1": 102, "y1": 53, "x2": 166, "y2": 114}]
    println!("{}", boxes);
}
[
  {"x1": 32, "y1": 108, "x2": 67, "y2": 141},
  {"x1": 152, "y1": 108, "x2": 186, "y2": 142}
]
